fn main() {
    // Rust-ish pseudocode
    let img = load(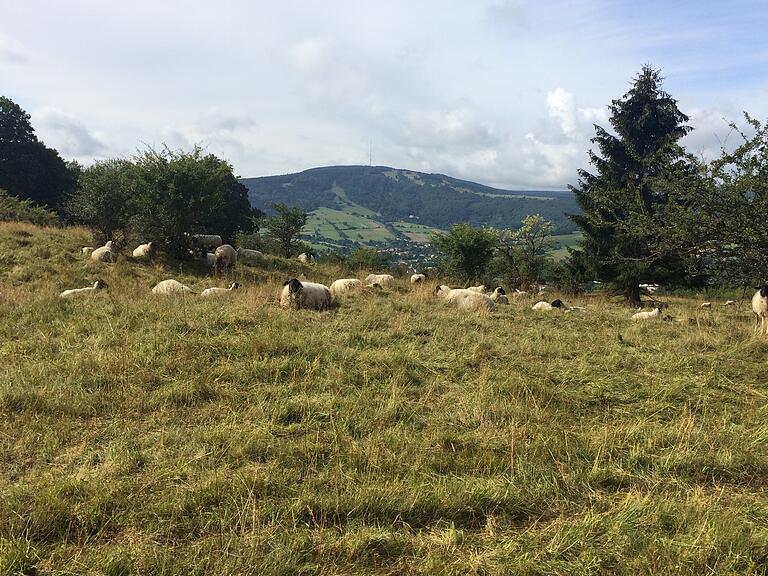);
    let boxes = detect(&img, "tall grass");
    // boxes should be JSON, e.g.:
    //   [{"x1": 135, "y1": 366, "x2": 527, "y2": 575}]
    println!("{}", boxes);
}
[{"x1": 0, "y1": 222, "x2": 767, "y2": 575}]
